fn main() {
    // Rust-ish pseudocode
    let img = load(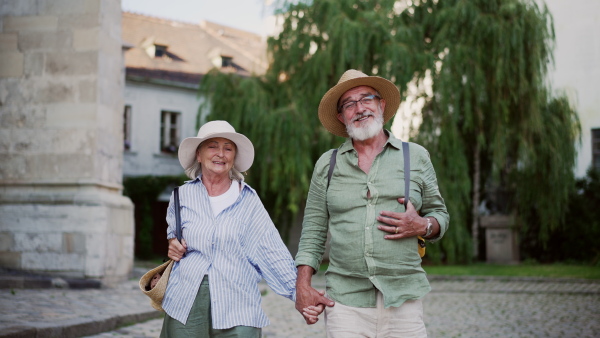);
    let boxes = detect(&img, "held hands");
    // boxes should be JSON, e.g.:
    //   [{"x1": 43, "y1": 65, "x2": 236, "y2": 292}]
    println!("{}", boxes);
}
[
  {"x1": 377, "y1": 198, "x2": 427, "y2": 240},
  {"x1": 295, "y1": 285, "x2": 334, "y2": 324},
  {"x1": 168, "y1": 238, "x2": 187, "y2": 261},
  {"x1": 303, "y1": 304, "x2": 325, "y2": 323}
]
